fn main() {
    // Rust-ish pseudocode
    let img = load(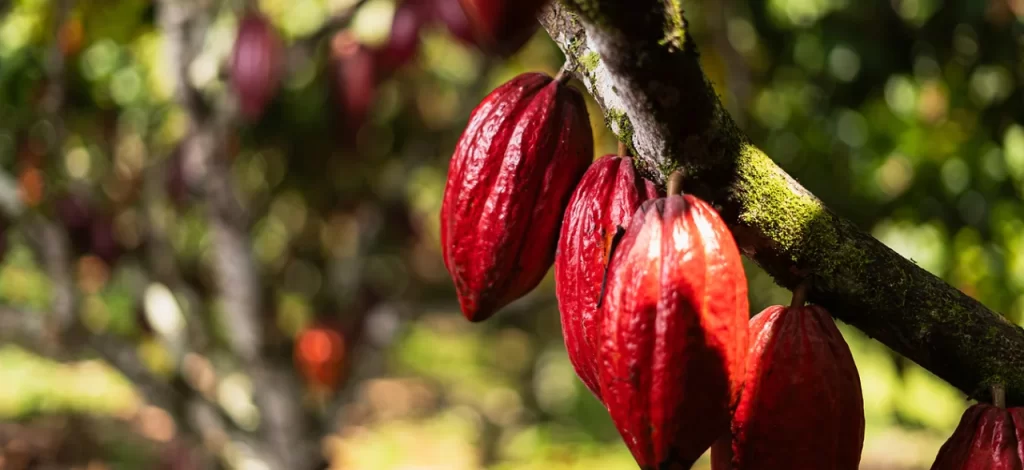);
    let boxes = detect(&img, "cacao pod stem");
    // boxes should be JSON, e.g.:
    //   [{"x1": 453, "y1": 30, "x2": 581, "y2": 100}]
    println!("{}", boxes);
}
[
  {"x1": 667, "y1": 170, "x2": 684, "y2": 196},
  {"x1": 790, "y1": 279, "x2": 811, "y2": 309},
  {"x1": 993, "y1": 383, "x2": 1007, "y2": 408},
  {"x1": 554, "y1": 66, "x2": 573, "y2": 85},
  {"x1": 617, "y1": 141, "x2": 627, "y2": 157}
]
